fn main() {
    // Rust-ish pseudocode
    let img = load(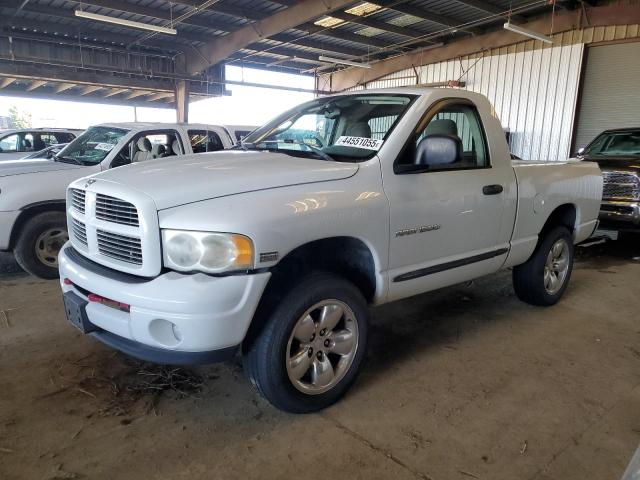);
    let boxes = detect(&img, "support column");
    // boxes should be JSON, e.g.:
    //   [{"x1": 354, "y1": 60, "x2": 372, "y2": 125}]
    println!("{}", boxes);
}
[{"x1": 175, "y1": 80, "x2": 190, "y2": 123}]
